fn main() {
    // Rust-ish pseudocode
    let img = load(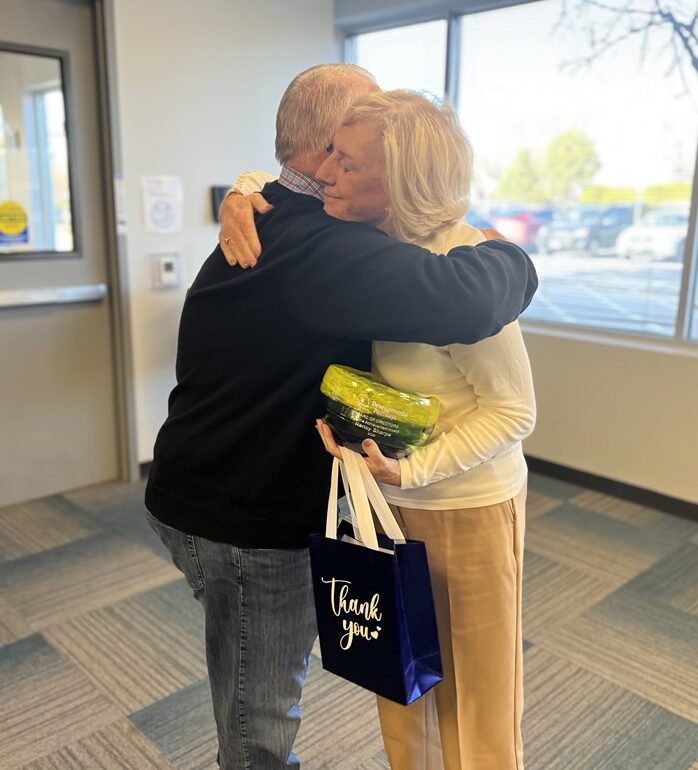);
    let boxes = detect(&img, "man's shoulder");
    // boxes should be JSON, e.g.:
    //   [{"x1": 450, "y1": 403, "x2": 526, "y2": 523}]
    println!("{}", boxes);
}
[{"x1": 261, "y1": 181, "x2": 320, "y2": 210}]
